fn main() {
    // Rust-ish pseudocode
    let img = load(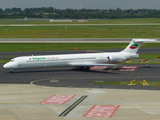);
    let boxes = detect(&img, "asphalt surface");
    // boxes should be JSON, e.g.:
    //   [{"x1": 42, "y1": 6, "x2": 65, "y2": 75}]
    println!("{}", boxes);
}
[
  {"x1": 1, "y1": 49, "x2": 160, "y2": 90},
  {"x1": 0, "y1": 48, "x2": 160, "y2": 120},
  {"x1": 1, "y1": 63, "x2": 160, "y2": 90},
  {"x1": 0, "y1": 38, "x2": 159, "y2": 43}
]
